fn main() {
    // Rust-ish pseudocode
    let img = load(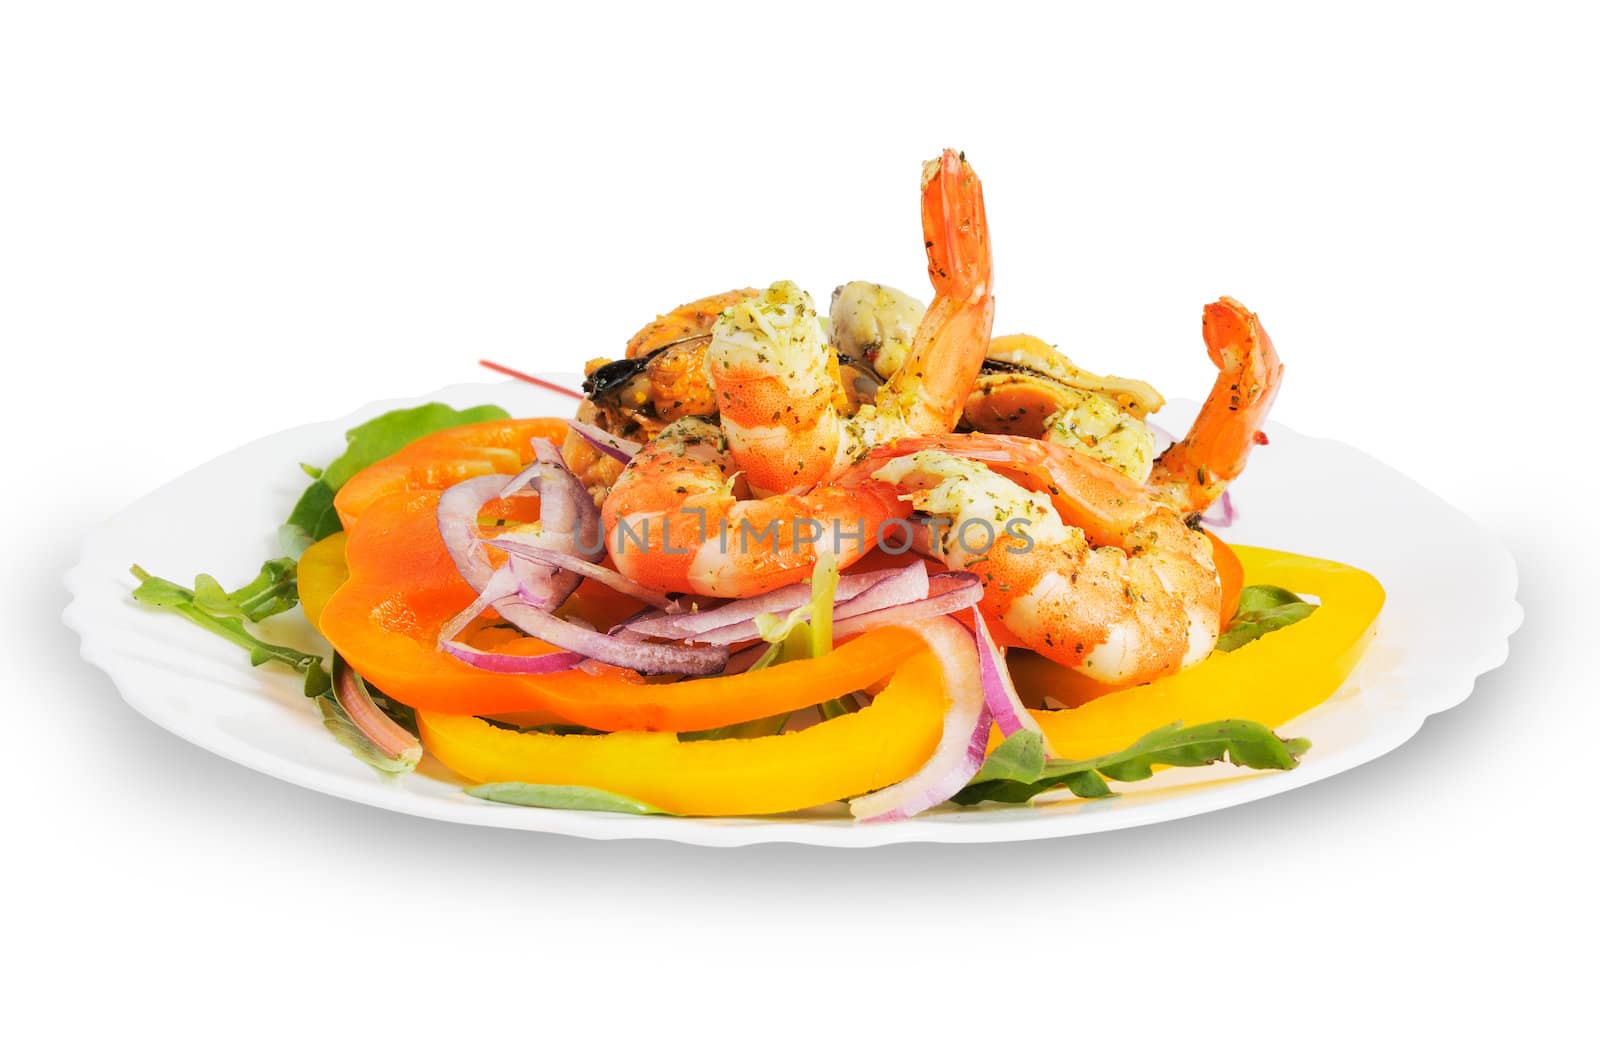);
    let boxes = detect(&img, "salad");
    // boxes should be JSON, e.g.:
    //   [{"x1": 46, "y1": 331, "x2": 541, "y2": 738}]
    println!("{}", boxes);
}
[{"x1": 131, "y1": 150, "x2": 1384, "y2": 821}]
